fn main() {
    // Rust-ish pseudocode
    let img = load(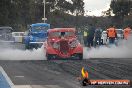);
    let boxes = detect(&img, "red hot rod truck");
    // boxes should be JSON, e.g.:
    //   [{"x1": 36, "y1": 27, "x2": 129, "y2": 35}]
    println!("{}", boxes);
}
[{"x1": 45, "y1": 28, "x2": 83, "y2": 60}]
